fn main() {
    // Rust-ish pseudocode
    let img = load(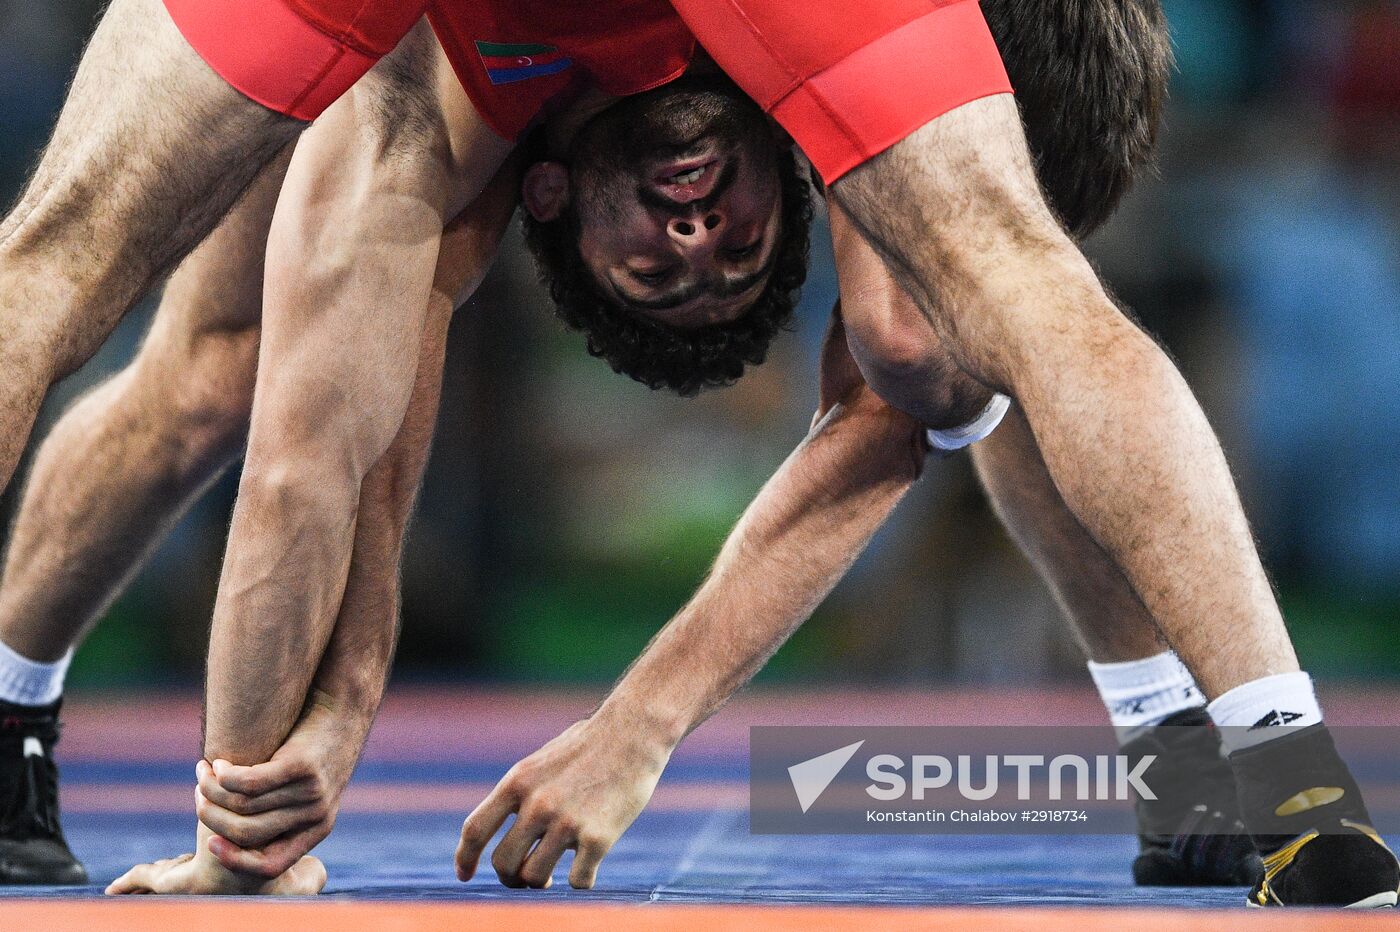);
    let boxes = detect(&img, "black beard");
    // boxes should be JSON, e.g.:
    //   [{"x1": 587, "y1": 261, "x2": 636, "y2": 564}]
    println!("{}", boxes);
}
[{"x1": 566, "y1": 74, "x2": 776, "y2": 225}]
